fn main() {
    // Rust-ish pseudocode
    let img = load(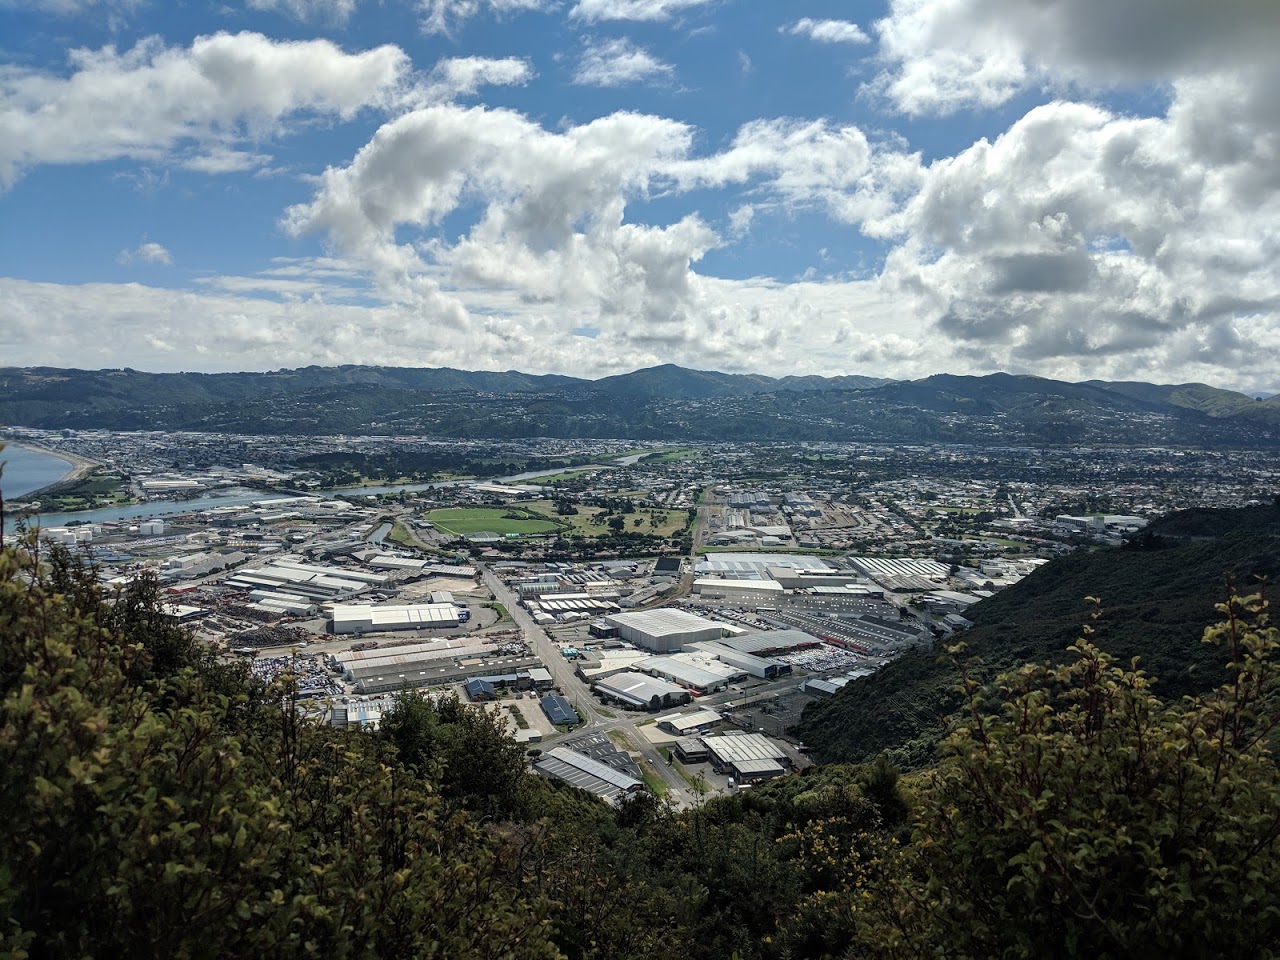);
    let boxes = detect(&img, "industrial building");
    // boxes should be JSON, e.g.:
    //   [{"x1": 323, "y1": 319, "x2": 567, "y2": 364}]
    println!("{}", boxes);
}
[
  {"x1": 657, "y1": 709, "x2": 722, "y2": 736},
  {"x1": 637, "y1": 655, "x2": 744, "y2": 694},
  {"x1": 605, "y1": 609, "x2": 725, "y2": 653},
  {"x1": 541, "y1": 694, "x2": 580, "y2": 726},
  {"x1": 592, "y1": 671, "x2": 691, "y2": 711},
  {"x1": 685, "y1": 629, "x2": 816, "y2": 679},
  {"x1": 532, "y1": 747, "x2": 643, "y2": 806},
  {"x1": 692, "y1": 578, "x2": 785, "y2": 604},
  {"x1": 849, "y1": 557, "x2": 949, "y2": 591},
  {"x1": 329, "y1": 602, "x2": 461, "y2": 635},
  {"x1": 226, "y1": 558, "x2": 388, "y2": 604},
  {"x1": 695, "y1": 553, "x2": 835, "y2": 579},
  {"x1": 702, "y1": 732, "x2": 792, "y2": 784}
]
